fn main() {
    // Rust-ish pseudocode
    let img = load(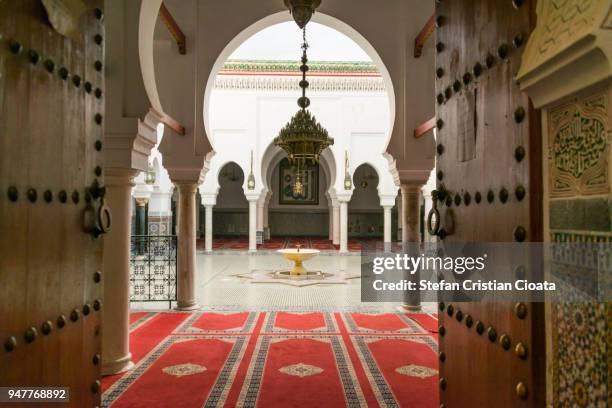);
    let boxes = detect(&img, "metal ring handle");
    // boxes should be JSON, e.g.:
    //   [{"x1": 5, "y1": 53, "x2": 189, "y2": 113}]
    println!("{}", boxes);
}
[
  {"x1": 97, "y1": 201, "x2": 112, "y2": 234},
  {"x1": 427, "y1": 207, "x2": 440, "y2": 236}
]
